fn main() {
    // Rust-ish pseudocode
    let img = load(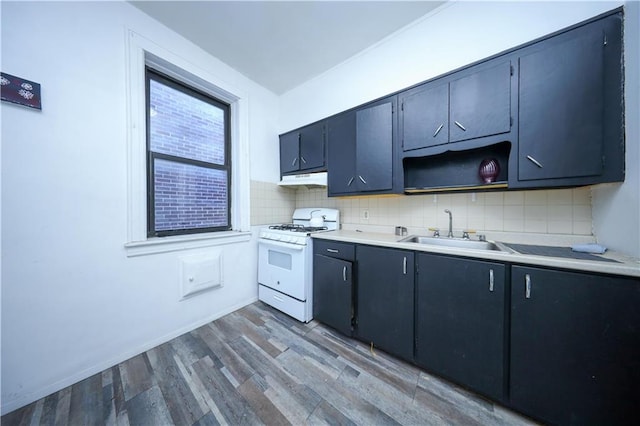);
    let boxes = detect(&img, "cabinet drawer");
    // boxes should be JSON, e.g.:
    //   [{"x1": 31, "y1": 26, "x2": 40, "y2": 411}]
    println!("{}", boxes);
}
[{"x1": 313, "y1": 239, "x2": 355, "y2": 261}]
